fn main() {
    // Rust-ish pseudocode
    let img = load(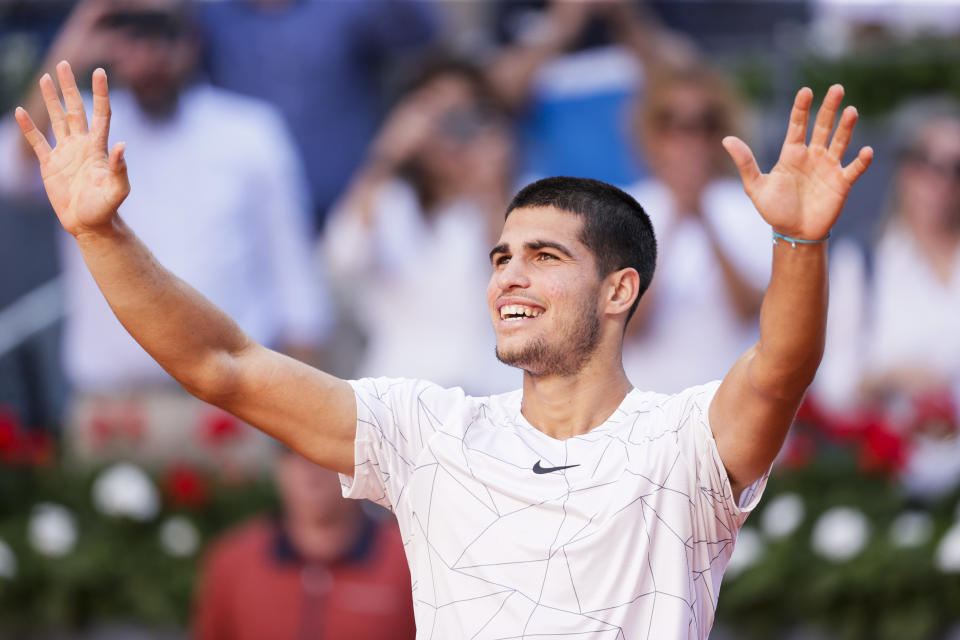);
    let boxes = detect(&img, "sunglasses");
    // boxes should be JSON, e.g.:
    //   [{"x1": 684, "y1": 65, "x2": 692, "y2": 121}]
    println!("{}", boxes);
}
[
  {"x1": 436, "y1": 106, "x2": 498, "y2": 142},
  {"x1": 100, "y1": 11, "x2": 190, "y2": 41},
  {"x1": 653, "y1": 108, "x2": 725, "y2": 136},
  {"x1": 901, "y1": 148, "x2": 960, "y2": 183}
]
